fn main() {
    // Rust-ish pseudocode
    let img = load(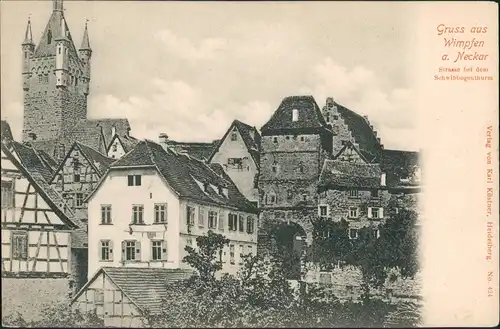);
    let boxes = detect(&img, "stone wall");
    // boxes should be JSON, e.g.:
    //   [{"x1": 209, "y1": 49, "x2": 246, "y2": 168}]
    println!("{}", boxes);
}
[
  {"x1": 1, "y1": 277, "x2": 71, "y2": 323},
  {"x1": 305, "y1": 265, "x2": 422, "y2": 303}
]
